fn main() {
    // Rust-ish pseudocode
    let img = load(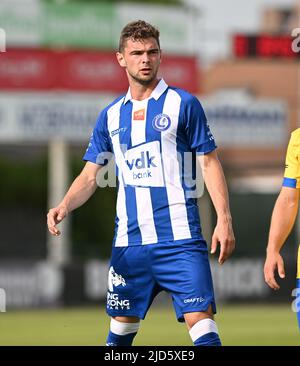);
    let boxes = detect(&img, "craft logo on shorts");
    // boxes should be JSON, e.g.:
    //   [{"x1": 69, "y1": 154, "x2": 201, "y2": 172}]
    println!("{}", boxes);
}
[
  {"x1": 152, "y1": 113, "x2": 171, "y2": 132},
  {"x1": 133, "y1": 109, "x2": 145, "y2": 120},
  {"x1": 183, "y1": 297, "x2": 205, "y2": 304},
  {"x1": 0, "y1": 28, "x2": 6, "y2": 53}
]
